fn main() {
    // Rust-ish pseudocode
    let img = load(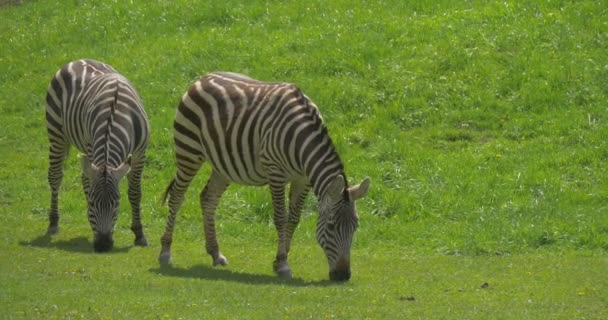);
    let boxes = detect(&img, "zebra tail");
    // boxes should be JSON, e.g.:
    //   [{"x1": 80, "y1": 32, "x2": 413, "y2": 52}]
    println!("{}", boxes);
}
[{"x1": 161, "y1": 178, "x2": 176, "y2": 206}]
